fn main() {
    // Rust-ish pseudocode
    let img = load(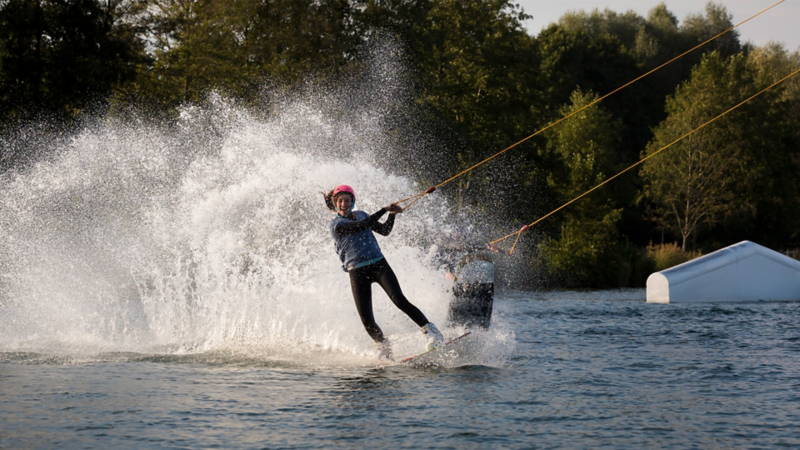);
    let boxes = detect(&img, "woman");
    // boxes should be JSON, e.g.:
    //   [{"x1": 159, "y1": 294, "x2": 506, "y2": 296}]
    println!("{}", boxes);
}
[{"x1": 324, "y1": 184, "x2": 444, "y2": 361}]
